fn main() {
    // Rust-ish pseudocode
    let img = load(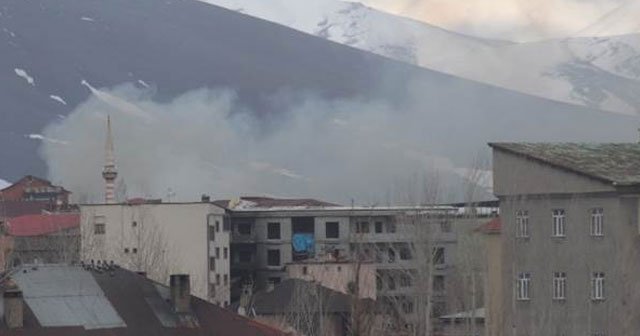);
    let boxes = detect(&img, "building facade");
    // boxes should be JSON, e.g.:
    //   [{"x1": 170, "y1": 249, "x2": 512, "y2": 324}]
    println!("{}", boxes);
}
[
  {"x1": 491, "y1": 143, "x2": 640, "y2": 336},
  {"x1": 80, "y1": 200, "x2": 231, "y2": 305}
]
